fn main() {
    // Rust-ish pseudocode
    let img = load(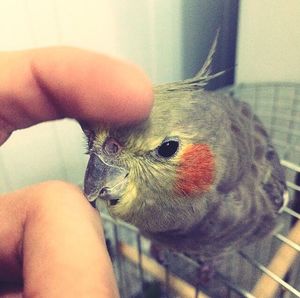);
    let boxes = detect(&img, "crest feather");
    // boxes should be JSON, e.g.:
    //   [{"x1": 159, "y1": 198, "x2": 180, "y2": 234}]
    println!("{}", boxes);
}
[{"x1": 156, "y1": 29, "x2": 226, "y2": 92}]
